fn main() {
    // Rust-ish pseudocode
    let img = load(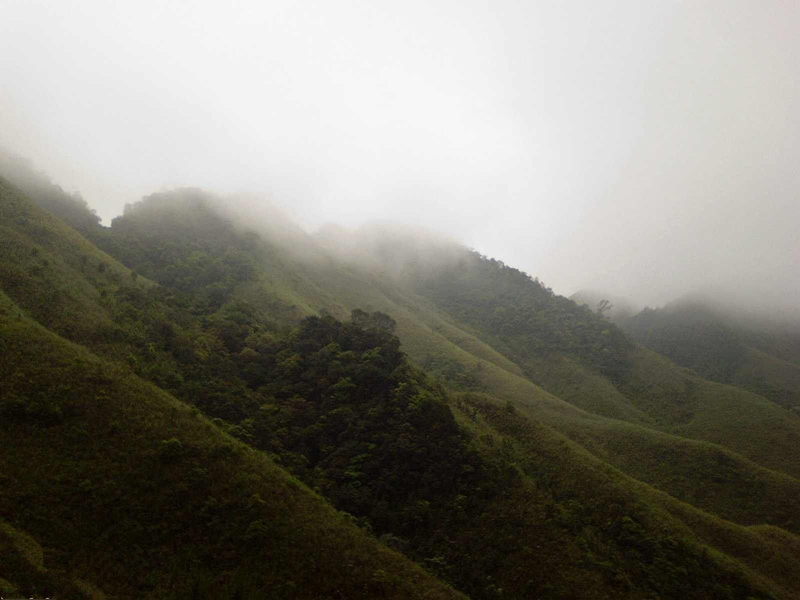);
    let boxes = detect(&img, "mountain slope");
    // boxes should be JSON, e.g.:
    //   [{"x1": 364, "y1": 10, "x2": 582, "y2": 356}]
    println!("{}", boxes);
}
[
  {"x1": 346, "y1": 237, "x2": 800, "y2": 479},
  {"x1": 0, "y1": 289, "x2": 466, "y2": 599},
  {"x1": 461, "y1": 393, "x2": 800, "y2": 600},
  {"x1": 621, "y1": 300, "x2": 800, "y2": 412},
  {"x1": 3, "y1": 173, "x2": 800, "y2": 599},
  {"x1": 49, "y1": 185, "x2": 800, "y2": 525}
]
